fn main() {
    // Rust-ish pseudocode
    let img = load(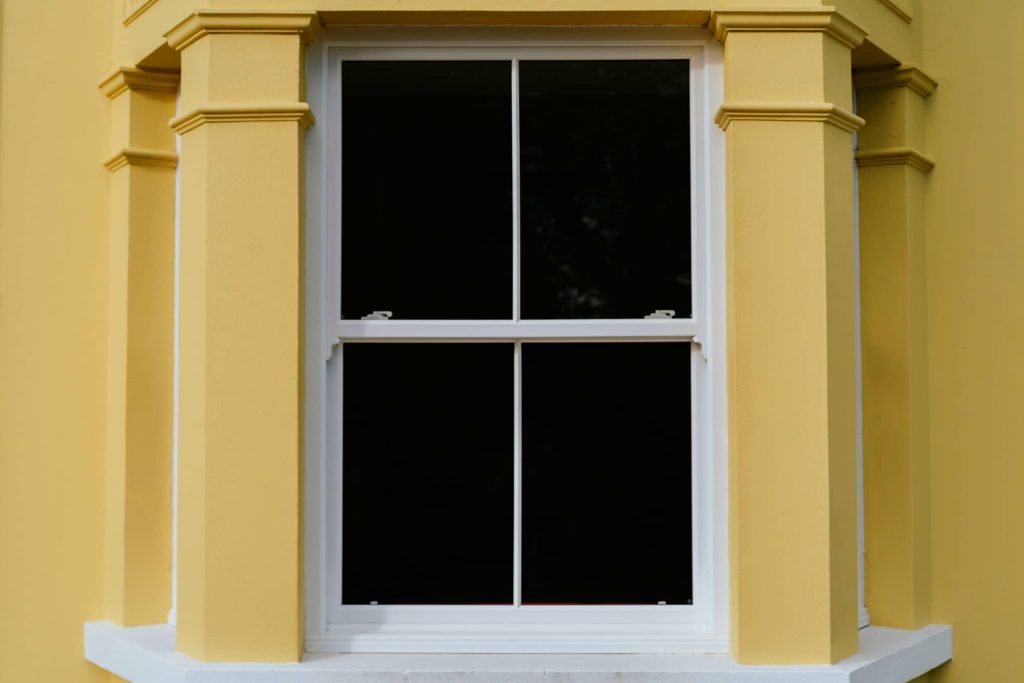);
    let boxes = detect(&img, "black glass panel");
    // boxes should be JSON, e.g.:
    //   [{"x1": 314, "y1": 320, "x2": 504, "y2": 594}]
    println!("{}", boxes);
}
[
  {"x1": 342, "y1": 343, "x2": 513, "y2": 604},
  {"x1": 521, "y1": 343, "x2": 692, "y2": 604},
  {"x1": 341, "y1": 61, "x2": 512, "y2": 319},
  {"x1": 519, "y1": 60, "x2": 691, "y2": 319}
]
